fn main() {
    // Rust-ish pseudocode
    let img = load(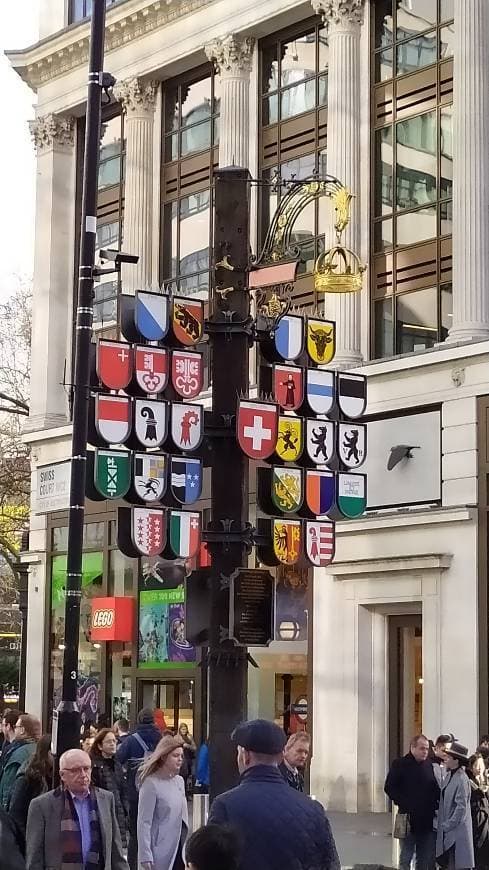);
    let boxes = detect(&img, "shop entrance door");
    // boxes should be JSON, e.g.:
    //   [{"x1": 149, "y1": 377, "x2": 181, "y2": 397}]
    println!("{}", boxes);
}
[
  {"x1": 388, "y1": 614, "x2": 423, "y2": 763},
  {"x1": 137, "y1": 679, "x2": 194, "y2": 734}
]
